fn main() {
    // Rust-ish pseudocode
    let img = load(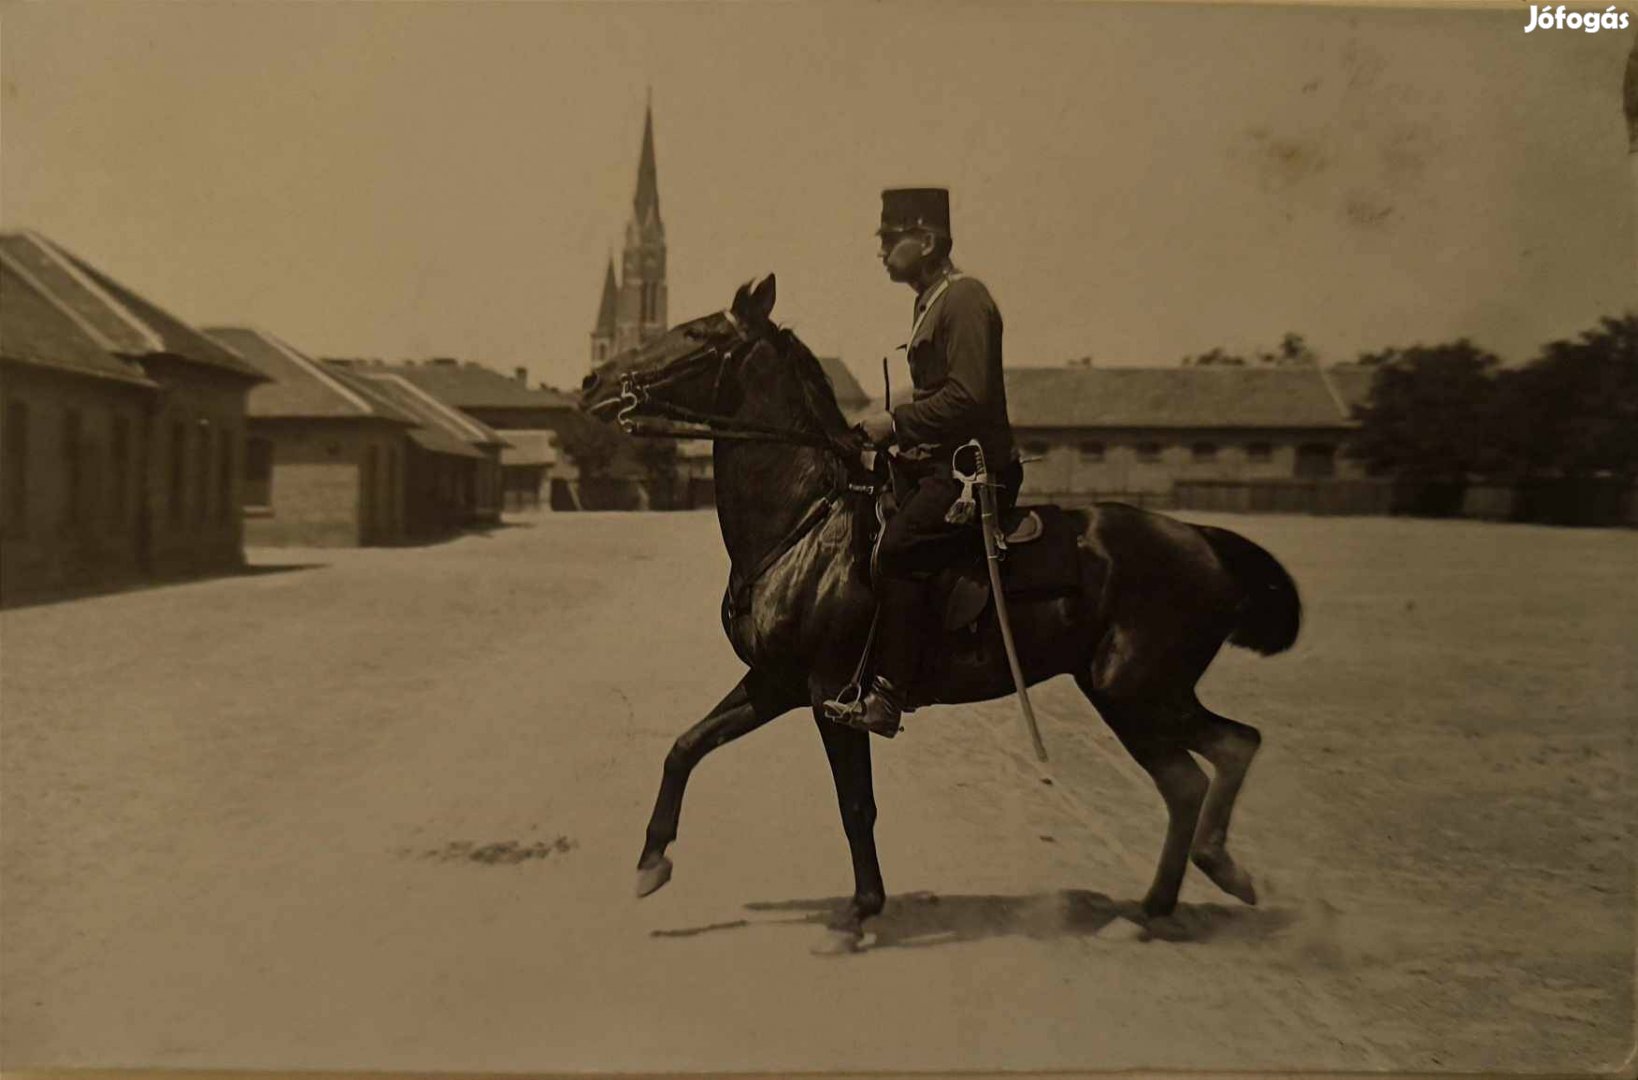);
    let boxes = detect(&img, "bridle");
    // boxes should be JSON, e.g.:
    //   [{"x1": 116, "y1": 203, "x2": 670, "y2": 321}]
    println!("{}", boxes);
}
[
  {"x1": 607, "y1": 308, "x2": 879, "y2": 618},
  {"x1": 613, "y1": 310, "x2": 848, "y2": 455}
]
